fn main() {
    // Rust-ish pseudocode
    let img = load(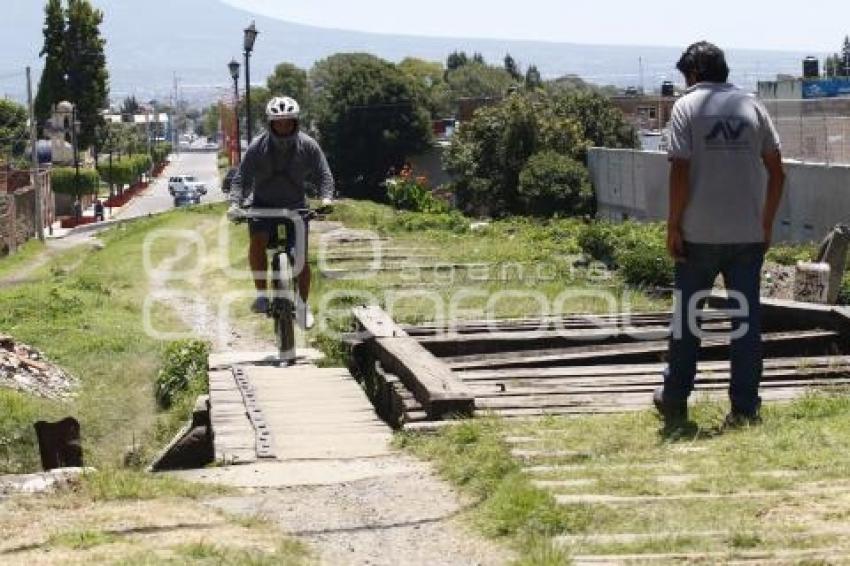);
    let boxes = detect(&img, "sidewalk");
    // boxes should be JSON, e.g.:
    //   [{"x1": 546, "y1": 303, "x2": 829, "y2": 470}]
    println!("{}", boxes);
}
[{"x1": 48, "y1": 162, "x2": 172, "y2": 239}]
